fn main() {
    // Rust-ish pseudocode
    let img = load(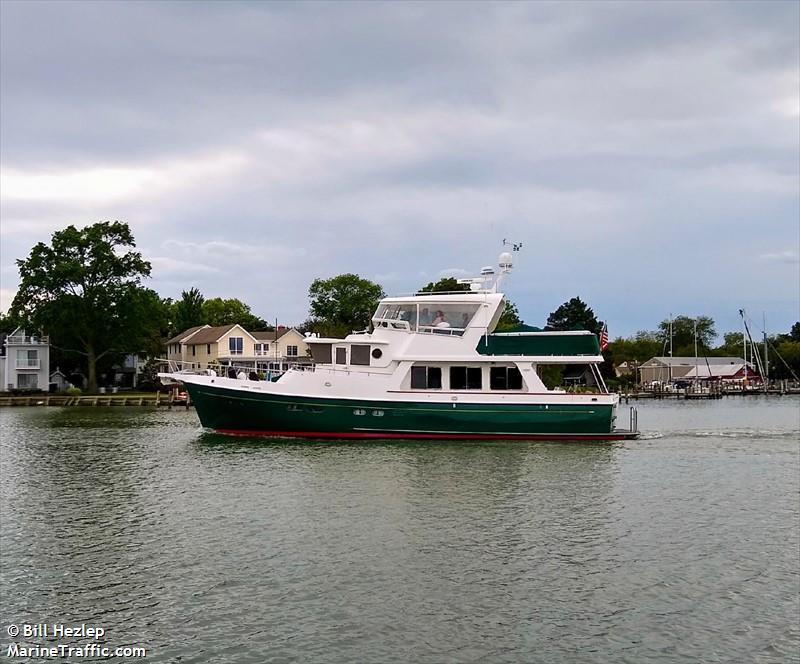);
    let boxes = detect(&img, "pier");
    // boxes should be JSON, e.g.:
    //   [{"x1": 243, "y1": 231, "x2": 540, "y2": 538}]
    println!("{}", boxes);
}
[{"x1": 0, "y1": 393, "x2": 189, "y2": 408}]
